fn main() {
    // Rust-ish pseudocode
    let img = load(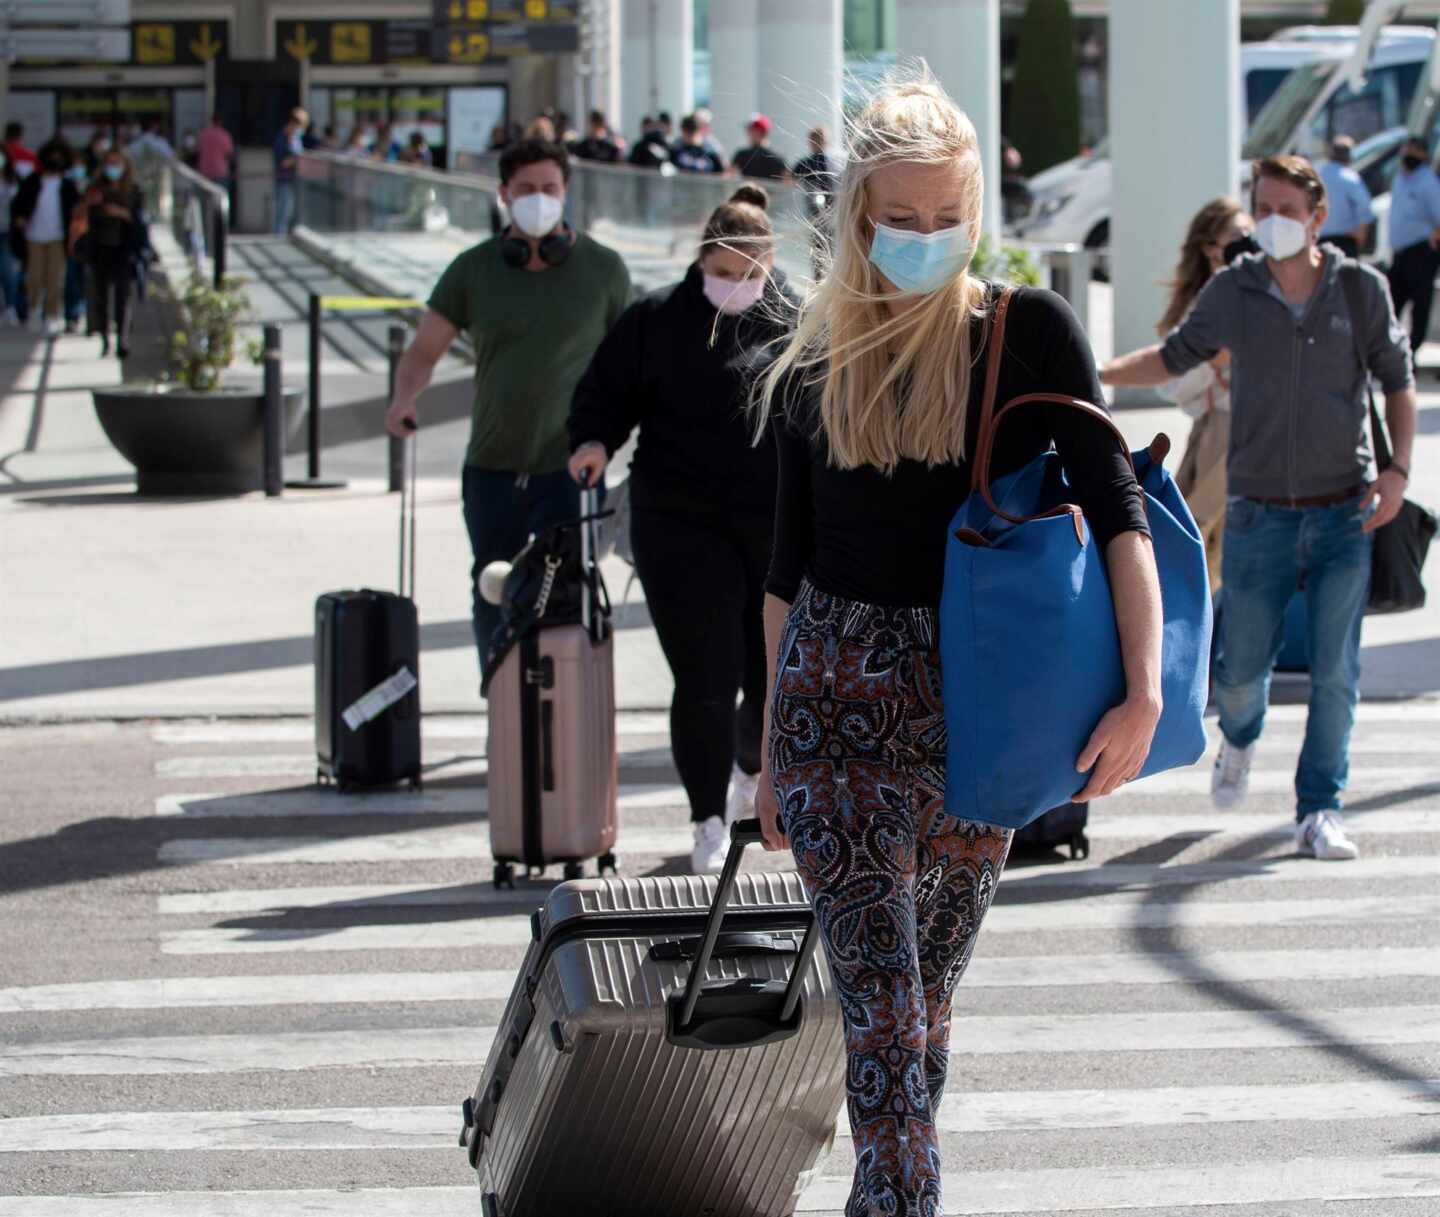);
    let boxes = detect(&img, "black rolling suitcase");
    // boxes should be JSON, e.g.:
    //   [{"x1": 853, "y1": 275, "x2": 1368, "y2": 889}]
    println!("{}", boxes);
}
[
  {"x1": 314, "y1": 438, "x2": 421, "y2": 791},
  {"x1": 1012, "y1": 802, "x2": 1090, "y2": 859}
]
